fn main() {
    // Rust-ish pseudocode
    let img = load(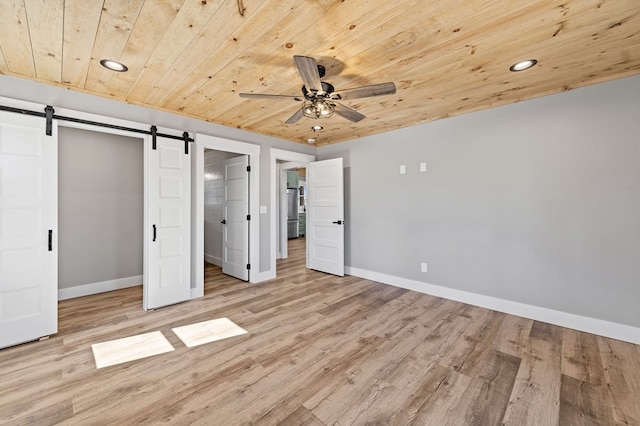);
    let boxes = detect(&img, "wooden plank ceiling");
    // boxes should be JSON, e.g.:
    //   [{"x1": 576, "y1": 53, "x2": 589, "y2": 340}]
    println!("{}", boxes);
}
[{"x1": 0, "y1": 0, "x2": 639, "y2": 146}]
